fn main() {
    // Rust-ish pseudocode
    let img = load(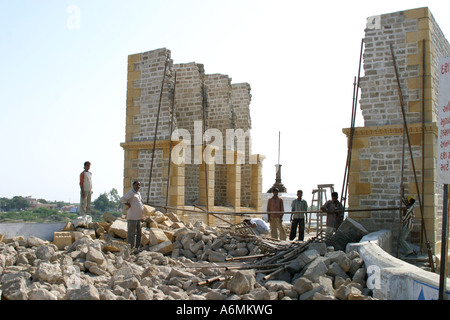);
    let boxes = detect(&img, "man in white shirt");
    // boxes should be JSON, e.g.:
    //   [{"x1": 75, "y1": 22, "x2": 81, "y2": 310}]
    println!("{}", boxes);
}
[
  {"x1": 244, "y1": 218, "x2": 270, "y2": 236},
  {"x1": 79, "y1": 161, "x2": 92, "y2": 216},
  {"x1": 120, "y1": 181, "x2": 144, "y2": 253}
]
